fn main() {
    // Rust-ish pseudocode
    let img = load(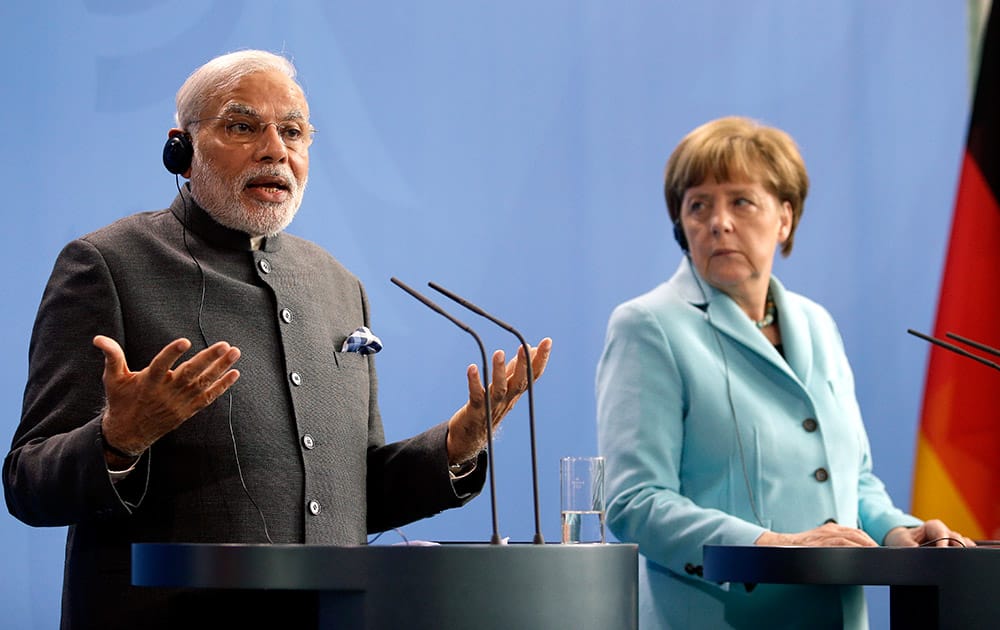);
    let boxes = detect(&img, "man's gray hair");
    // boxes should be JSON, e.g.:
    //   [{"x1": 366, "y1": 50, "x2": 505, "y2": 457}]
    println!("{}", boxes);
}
[{"x1": 175, "y1": 50, "x2": 298, "y2": 129}]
